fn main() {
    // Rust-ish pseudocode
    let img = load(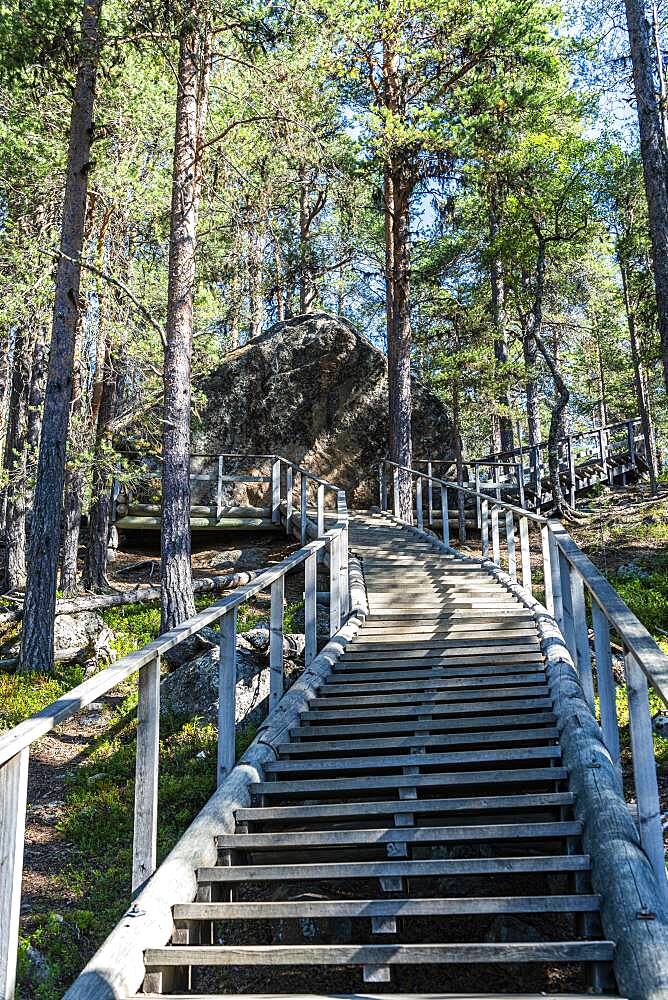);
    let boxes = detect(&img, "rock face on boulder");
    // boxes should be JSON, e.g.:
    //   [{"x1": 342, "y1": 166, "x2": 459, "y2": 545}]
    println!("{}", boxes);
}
[{"x1": 193, "y1": 313, "x2": 455, "y2": 505}]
